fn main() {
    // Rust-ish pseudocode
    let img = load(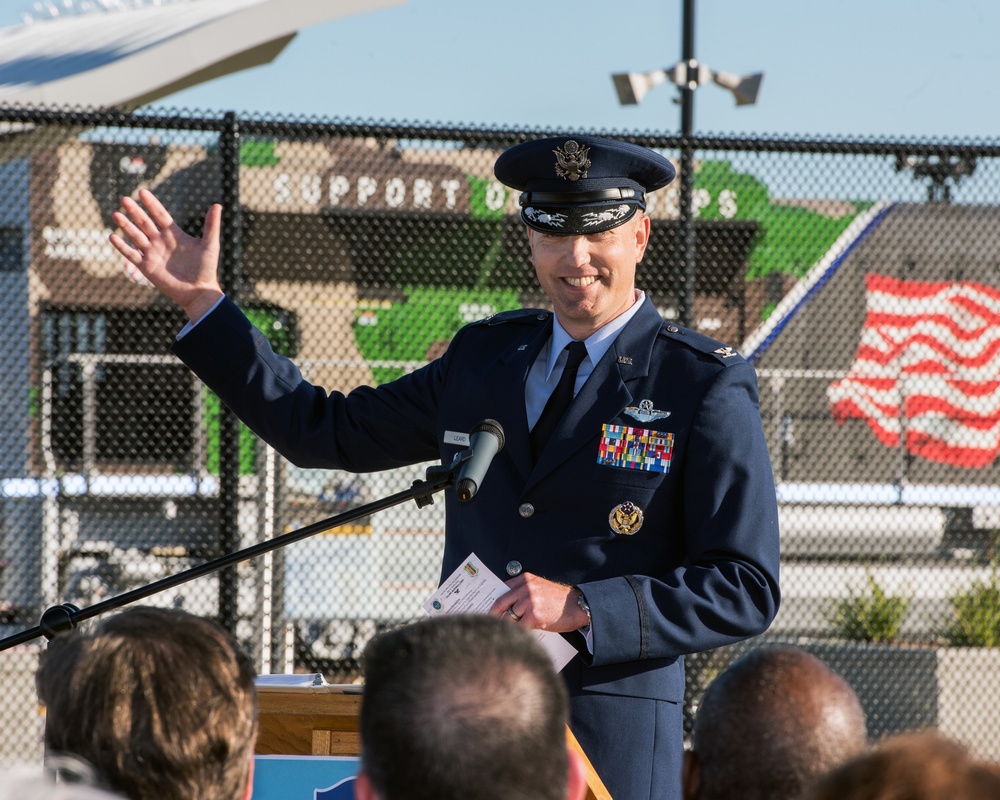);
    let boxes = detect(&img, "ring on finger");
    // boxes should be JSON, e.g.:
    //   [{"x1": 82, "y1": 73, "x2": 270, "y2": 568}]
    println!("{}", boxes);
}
[{"x1": 507, "y1": 606, "x2": 522, "y2": 622}]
